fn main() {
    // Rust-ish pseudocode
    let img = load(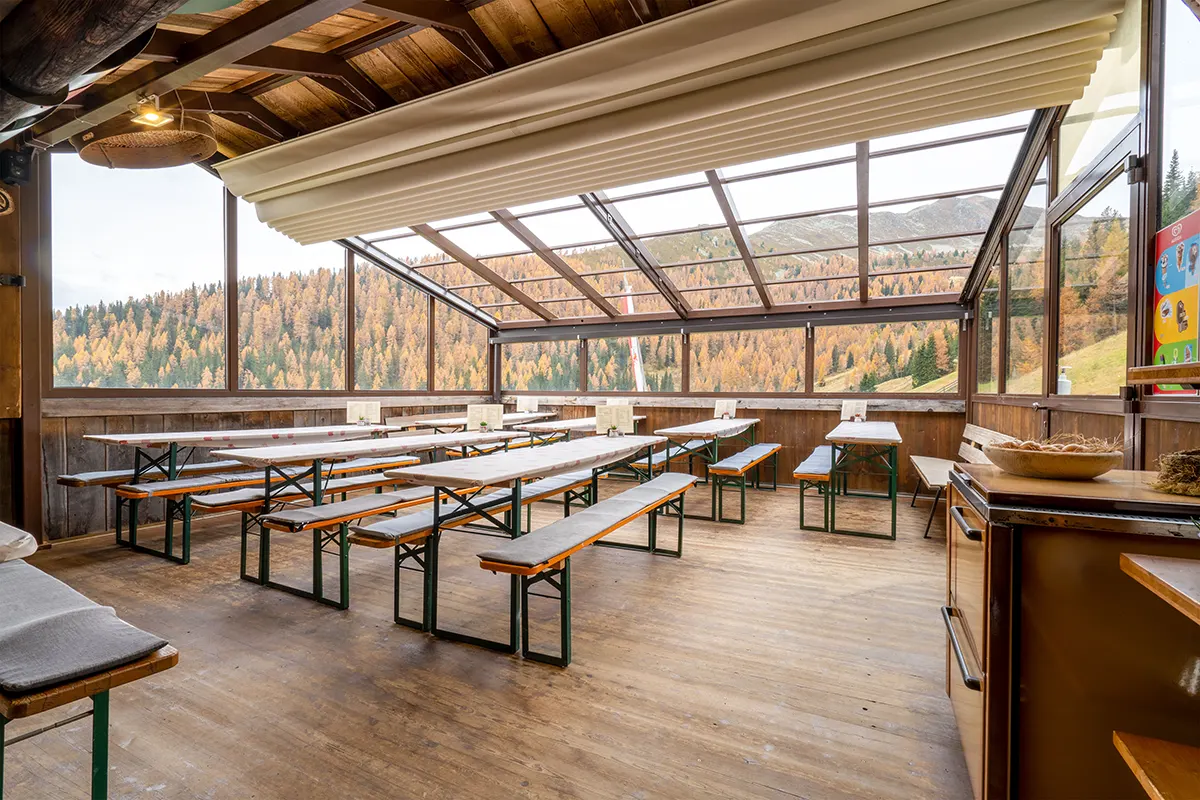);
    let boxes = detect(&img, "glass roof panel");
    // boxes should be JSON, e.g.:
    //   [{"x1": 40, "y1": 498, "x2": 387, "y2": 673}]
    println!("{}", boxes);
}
[
  {"x1": 720, "y1": 143, "x2": 857, "y2": 178},
  {"x1": 507, "y1": 196, "x2": 582, "y2": 215},
  {"x1": 870, "y1": 111, "x2": 1032, "y2": 151},
  {"x1": 480, "y1": 253, "x2": 558, "y2": 282},
  {"x1": 412, "y1": 263, "x2": 467, "y2": 286},
  {"x1": 727, "y1": 162, "x2": 857, "y2": 221},
  {"x1": 869, "y1": 269, "x2": 968, "y2": 298},
  {"x1": 661, "y1": 261, "x2": 754, "y2": 291},
  {"x1": 427, "y1": 211, "x2": 493, "y2": 228},
  {"x1": 610, "y1": 187, "x2": 726, "y2": 236},
  {"x1": 520, "y1": 207, "x2": 611, "y2": 247},
  {"x1": 543, "y1": 299, "x2": 604, "y2": 318},
  {"x1": 758, "y1": 250, "x2": 858, "y2": 283},
  {"x1": 440, "y1": 222, "x2": 530, "y2": 258},
  {"x1": 869, "y1": 191, "x2": 1001, "y2": 244},
  {"x1": 605, "y1": 172, "x2": 707, "y2": 199},
  {"x1": 683, "y1": 286, "x2": 760, "y2": 309},
  {"x1": 642, "y1": 228, "x2": 741, "y2": 264},
  {"x1": 377, "y1": 234, "x2": 447, "y2": 265},
  {"x1": 868, "y1": 234, "x2": 984, "y2": 273},
  {"x1": 745, "y1": 211, "x2": 857, "y2": 255},
  {"x1": 591, "y1": 271, "x2": 673, "y2": 314},
  {"x1": 553, "y1": 243, "x2": 634, "y2": 272},
  {"x1": 520, "y1": 277, "x2": 577, "y2": 302},
  {"x1": 869, "y1": 133, "x2": 1024, "y2": 203},
  {"x1": 363, "y1": 226, "x2": 413, "y2": 242},
  {"x1": 767, "y1": 277, "x2": 859, "y2": 304}
]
